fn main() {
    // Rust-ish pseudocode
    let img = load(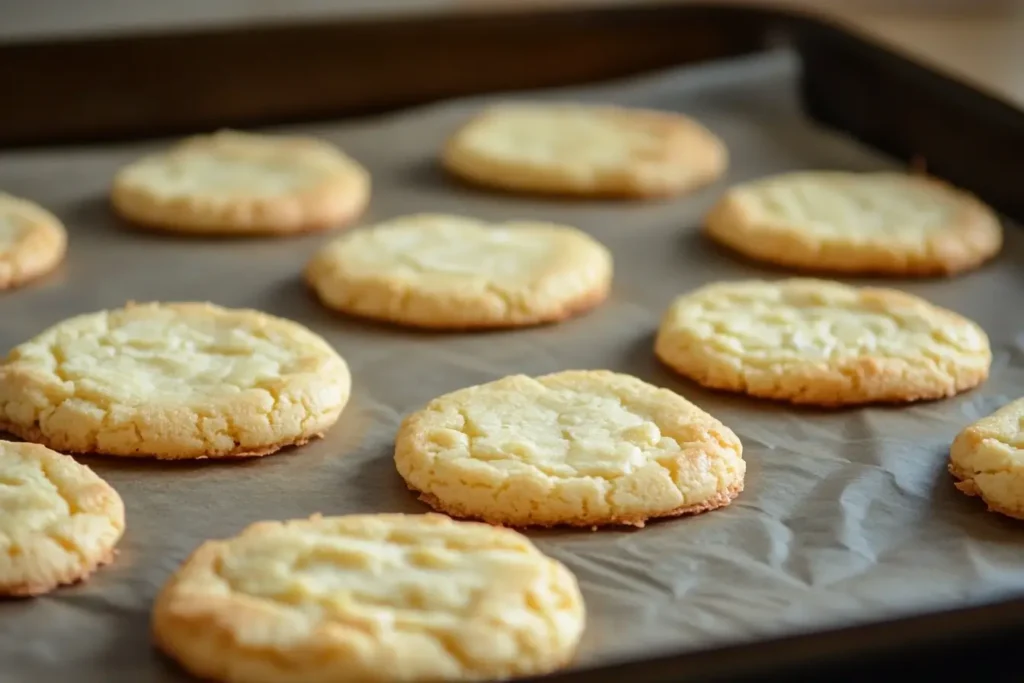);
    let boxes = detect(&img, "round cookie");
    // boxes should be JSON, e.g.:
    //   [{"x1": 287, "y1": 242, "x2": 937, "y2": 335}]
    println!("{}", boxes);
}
[
  {"x1": 395, "y1": 370, "x2": 744, "y2": 527},
  {"x1": 0, "y1": 440, "x2": 125, "y2": 596},
  {"x1": 0, "y1": 192, "x2": 67, "y2": 290},
  {"x1": 153, "y1": 513, "x2": 585, "y2": 683},
  {"x1": 441, "y1": 103, "x2": 727, "y2": 198},
  {"x1": 305, "y1": 214, "x2": 612, "y2": 329},
  {"x1": 654, "y1": 279, "x2": 991, "y2": 406},
  {"x1": 704, "y1": 171, "x2": 1002, "y2": 276},
  {"x1": 111, "y1": 130, "x2": 370, "y2": 235},
  {"x1": 949, "y1": 397, "x2": 1024, "y2": 519},
  {"x1": 0, "y1": 302, "x2": 350, "y2": 459}
]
